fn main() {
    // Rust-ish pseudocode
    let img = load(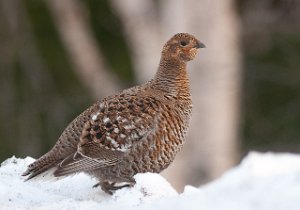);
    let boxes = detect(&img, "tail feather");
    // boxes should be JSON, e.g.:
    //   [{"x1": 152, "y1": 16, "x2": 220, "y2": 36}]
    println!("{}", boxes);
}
[
  {"x1": 22, "y1": 154, "x2": 59, "y2": 181},
  {"x1": 22, "y1": 103, "x2": 97, "y2": 180}
]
